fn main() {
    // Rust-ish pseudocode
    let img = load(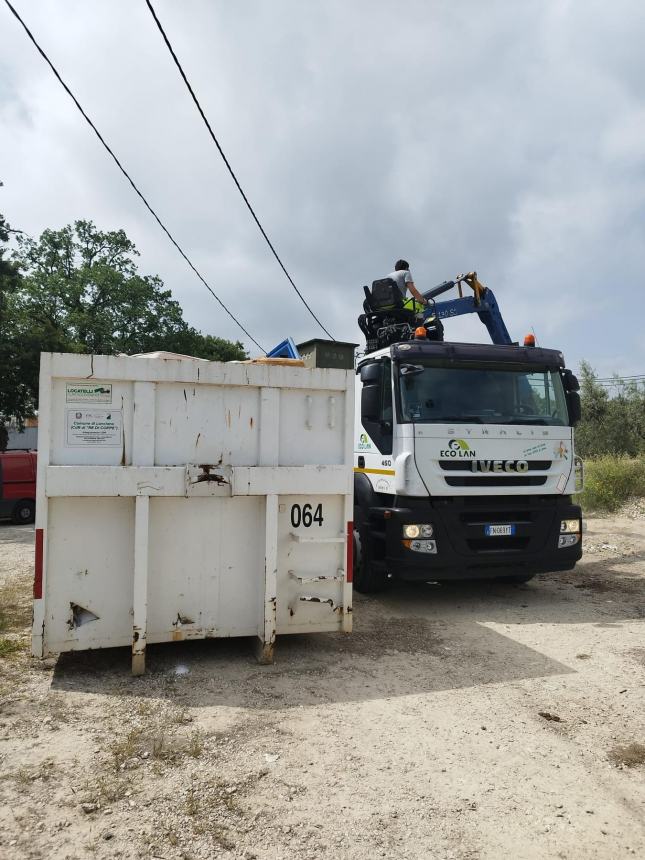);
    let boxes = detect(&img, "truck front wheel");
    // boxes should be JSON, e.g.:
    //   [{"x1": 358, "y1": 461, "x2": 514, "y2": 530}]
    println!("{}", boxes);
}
[{"x1": 353, "y1": 527, "x2": 389, "y2": 594}]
